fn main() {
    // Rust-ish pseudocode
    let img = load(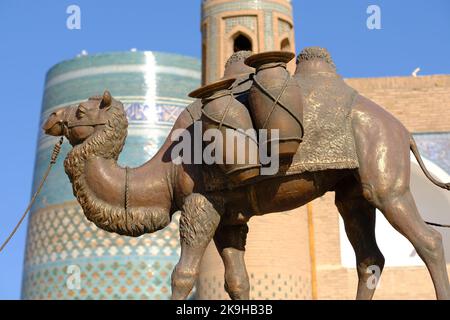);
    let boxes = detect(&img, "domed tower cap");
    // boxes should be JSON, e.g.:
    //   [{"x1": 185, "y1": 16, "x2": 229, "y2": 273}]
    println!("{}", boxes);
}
[
  {"x1": 244, "y1": 51, "x2": 295, "y2": 69},
  {"x1": 188, "y1": 78, "x2": 236, "y2": 99}
]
